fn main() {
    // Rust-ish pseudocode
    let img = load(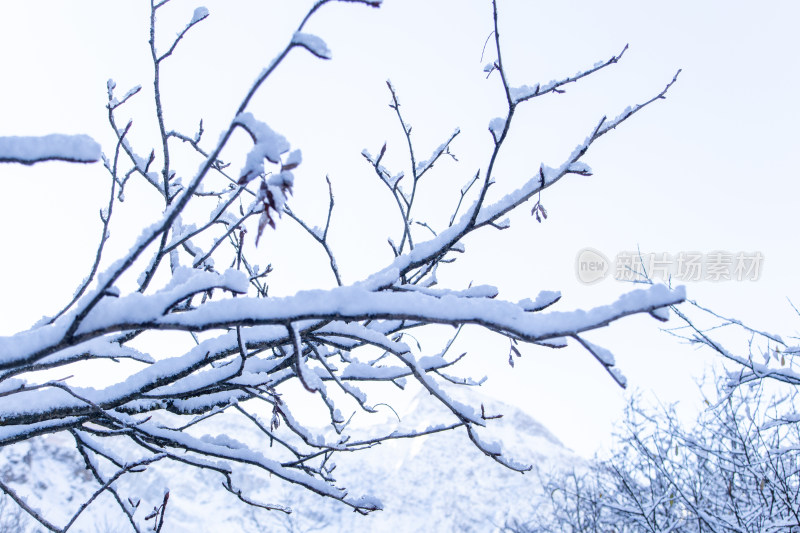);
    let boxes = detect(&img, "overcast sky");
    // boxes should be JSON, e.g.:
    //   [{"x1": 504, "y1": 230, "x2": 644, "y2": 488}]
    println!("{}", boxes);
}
[{"x1": 1, "y1": 0, "x2": 798, "y2": 457}]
